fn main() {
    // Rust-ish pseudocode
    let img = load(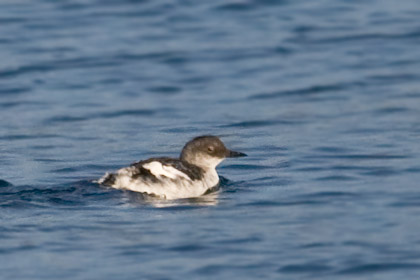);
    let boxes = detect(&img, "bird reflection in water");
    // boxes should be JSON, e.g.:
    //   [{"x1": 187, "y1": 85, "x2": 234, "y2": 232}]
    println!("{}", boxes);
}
[{"x1": 124, "y1": 189, "x2": 220, "y2": 207}]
